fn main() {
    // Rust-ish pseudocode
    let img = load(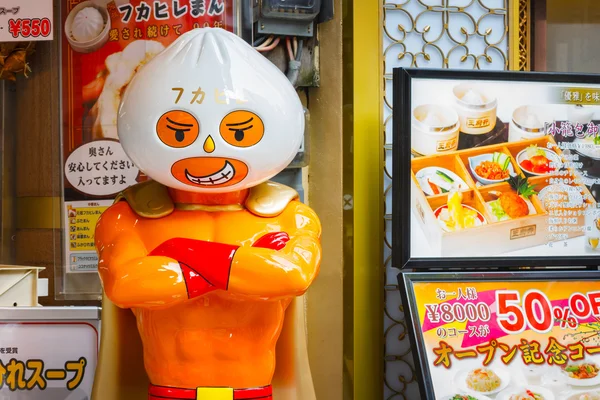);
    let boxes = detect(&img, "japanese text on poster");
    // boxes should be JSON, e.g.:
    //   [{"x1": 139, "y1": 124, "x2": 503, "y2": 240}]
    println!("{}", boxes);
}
[
  {"x1": 64, "y1": 200, "x2": 113, "y2": 273},
  {"x1": 61, "y1": 0, "x2": 233, "y2": 272},
  {"x1": 0, "y1": 0, "x2": 53, "y2": 42},
  {"x1": 65, "y1": 140, "x2": 139, "y2": 197},
  {"x1": 412, "y1": 279, "x2": 600, "y2": 399}
]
